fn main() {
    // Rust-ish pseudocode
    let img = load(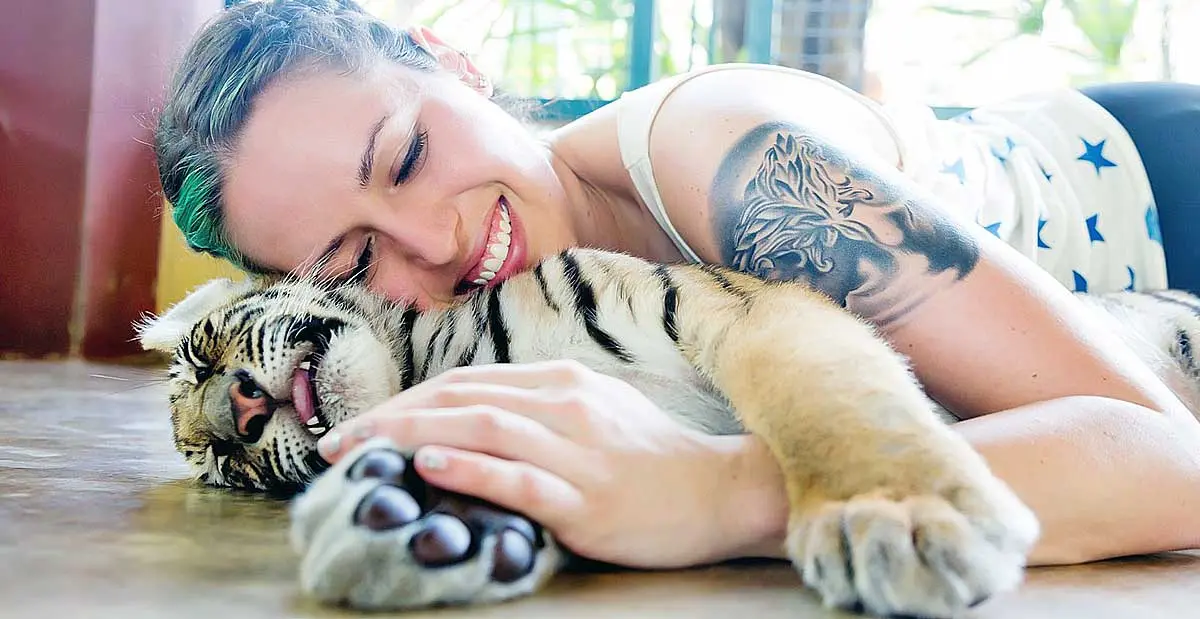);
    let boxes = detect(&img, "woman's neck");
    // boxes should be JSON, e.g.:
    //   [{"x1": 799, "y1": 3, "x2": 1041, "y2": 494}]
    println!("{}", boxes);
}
[{"x1": 542, "y1": 132, "x2": 686, "y2": 264}]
